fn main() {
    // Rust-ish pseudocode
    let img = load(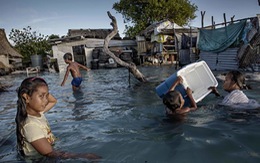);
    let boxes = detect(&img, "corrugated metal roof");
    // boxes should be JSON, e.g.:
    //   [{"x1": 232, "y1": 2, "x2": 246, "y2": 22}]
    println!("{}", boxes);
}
[
  {"x1": 200, "y1": 48, "x2": 239, "y2": 70},
  {"x1": 200, "y1": 51, "x2": 218, "y2": 70}
]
